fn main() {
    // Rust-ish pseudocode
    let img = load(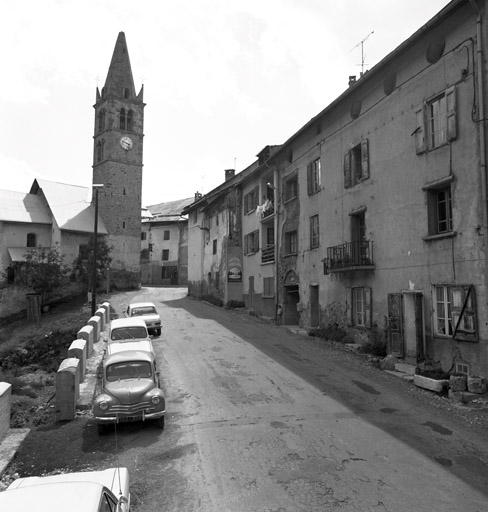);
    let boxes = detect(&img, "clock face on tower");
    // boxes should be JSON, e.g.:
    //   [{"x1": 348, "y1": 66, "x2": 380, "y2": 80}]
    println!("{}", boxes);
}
[{"x1": 120, "y1": 136, "x2": 133, "y2": 151}]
